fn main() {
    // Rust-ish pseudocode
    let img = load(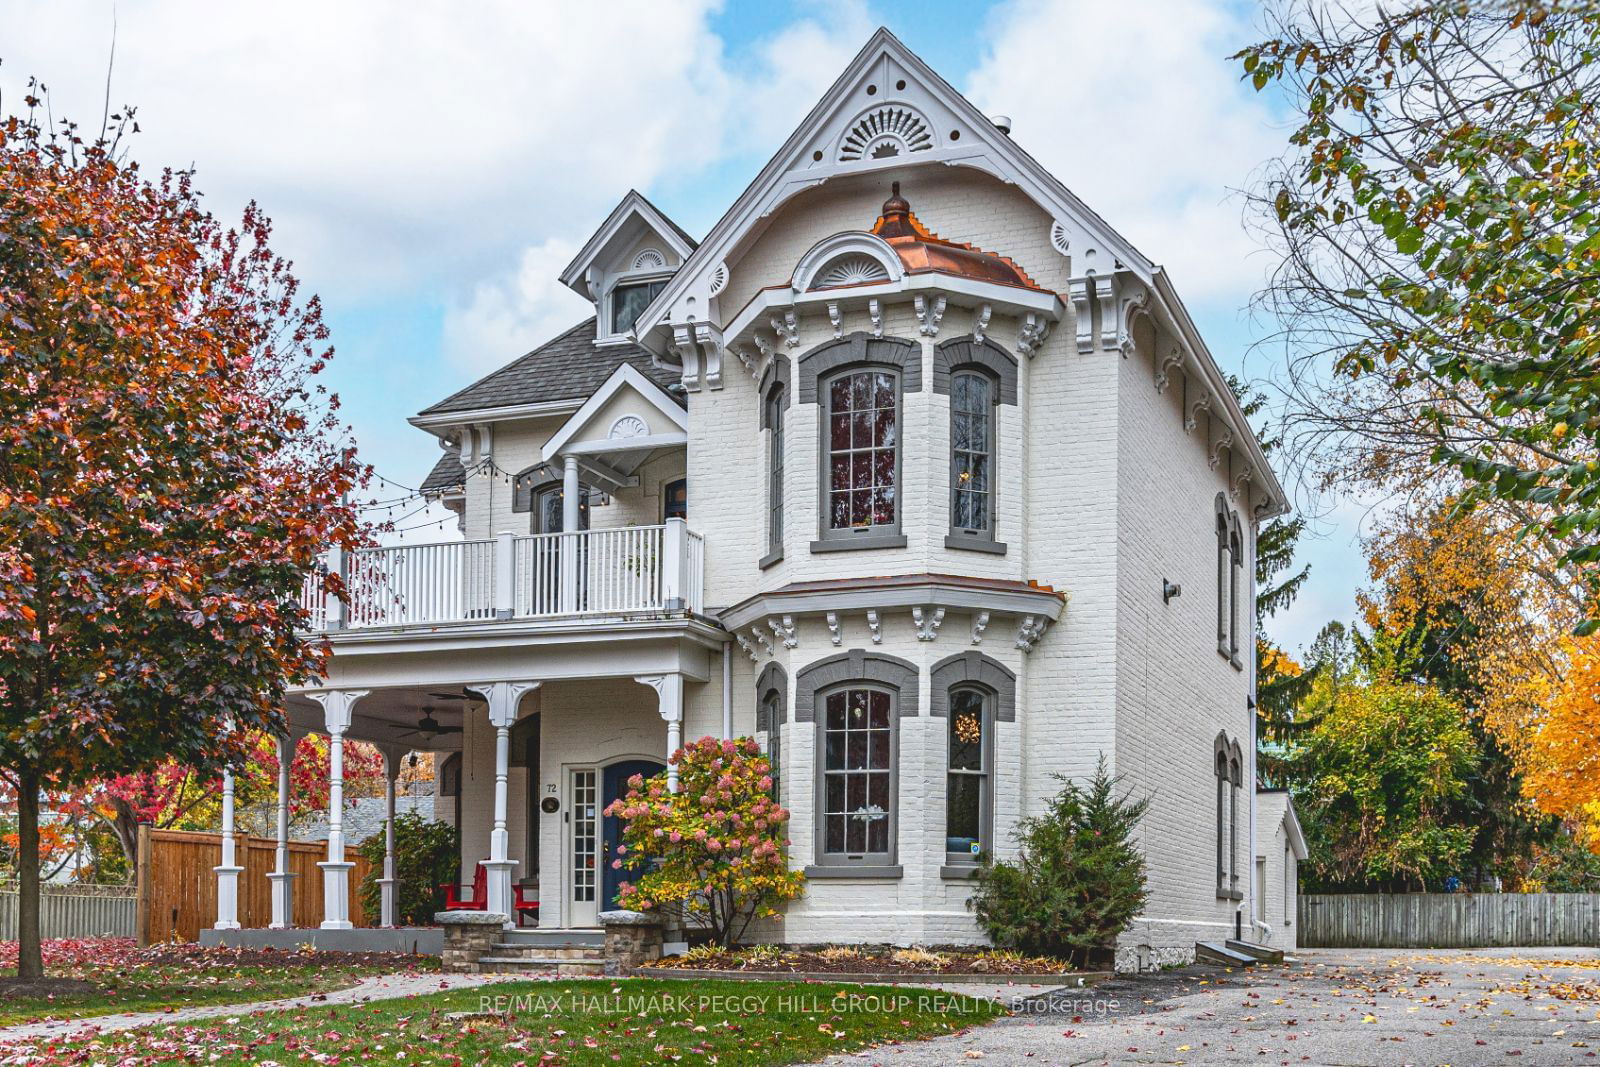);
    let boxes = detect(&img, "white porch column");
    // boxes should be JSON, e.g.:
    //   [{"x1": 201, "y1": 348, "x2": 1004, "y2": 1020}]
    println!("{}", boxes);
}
[
  {"x1": 267, "y1": 730, "x2": 304, "y2": 929},
  {"x1": 308, "y1": 689, "x2": 367, "y2": 930},
  {"x1": 636, "y1": 674, "x2": 684, "y2": 792},
  {"x1": 560, "y1": 454, "x2": 580, "y2": 613},
  {"x1": 212, "y1": 768, "x2": 242, "y2": 930},
  {"x1": 377, "y1": 746, "x2": 406, "y2": 928},
  {"x1": 466, "y1": 681, "x2": 541, "y2": 926}
]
